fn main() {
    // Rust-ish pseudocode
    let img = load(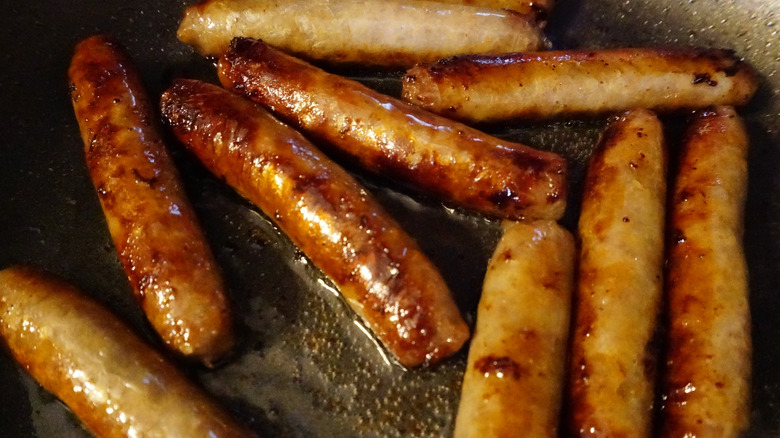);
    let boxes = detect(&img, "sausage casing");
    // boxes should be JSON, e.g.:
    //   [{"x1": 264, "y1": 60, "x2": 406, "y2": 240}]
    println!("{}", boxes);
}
[
  {"x1": 68, "y1": 35, "x2": 234, "y2": 366},
  {"x1": 453, "y1": 220, "x2": 575, "y2": 438},
  {"x1": 218, "y1": 38, "x2": 568, "y2": 221},
  {"x1": 0, "y1": 265, "x2": 256, "y2": 438},
  {"x1": 160, "y1": 79, "x2": 469, "y2": 367},
  {"x1": 429, "y1": 0, "x2": 553, "y2": 21},
  {"x1": 569, "y1": 109, "x2": 666, "y2": 437},
  {"x1": 661, "y1": 106, "x2": 751, "y2": 437},
  {"x1": 177, "y1": 0, "x2": 545, "y2": 67},
  {"x1": 402, "y1": 47, "x2": 758, "y2": 123}
]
